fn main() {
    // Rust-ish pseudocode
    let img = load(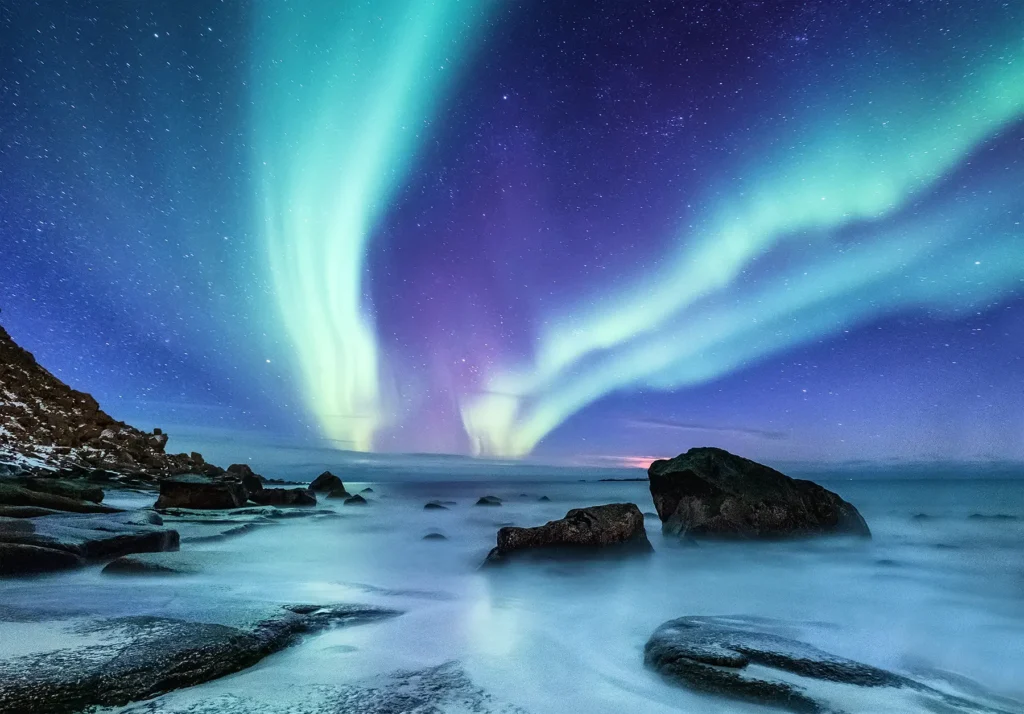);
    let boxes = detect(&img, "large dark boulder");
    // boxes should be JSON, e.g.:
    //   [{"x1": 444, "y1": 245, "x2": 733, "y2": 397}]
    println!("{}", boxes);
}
[
  {"x1": 309, "y1": 471, "x2": 345, "y2": 492},
  {"x1": 644, "y1": 616, "x2": 1003, "y2": 714},
  {"x1": 0, "y1": 604, "x2": 400, "y2": 713},
  {"x1": 485, "y1": 503, "x2": 652, "y2": 564},
  {"x1": 648, "y1": 448, "x2": 869, "y2": 539},
  {"x1": 0, "y1": 542, "x2": 85, "y2": 574},
  {"x1": 249, "y1": 487, "x2": 316, "y2": 507},
  {"x1": 154, "y1": 475, "x2": 247, "y2": 510}
]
